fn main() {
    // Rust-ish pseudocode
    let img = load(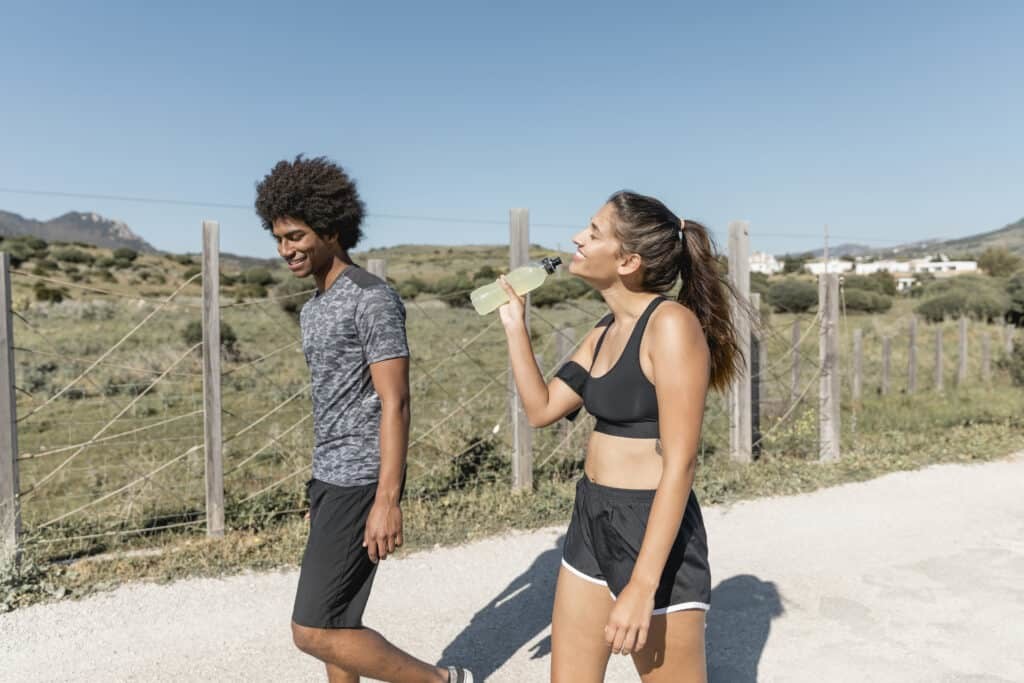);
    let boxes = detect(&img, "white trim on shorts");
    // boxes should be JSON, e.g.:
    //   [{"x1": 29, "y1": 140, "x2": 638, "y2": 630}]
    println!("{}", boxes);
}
[
  {"x1": 560, "y1": 558, "x2": 608, "y2": 586},
  {"x1": 562, "y1": 558, "x2": 711, "y2": 614}
]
